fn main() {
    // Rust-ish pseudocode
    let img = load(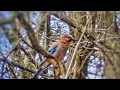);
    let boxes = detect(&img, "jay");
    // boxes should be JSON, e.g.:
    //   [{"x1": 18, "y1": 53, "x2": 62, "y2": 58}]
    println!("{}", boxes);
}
[
  {"x1": 33, "y1": 35, "x2": 75, "y2": 79},
  {"x1": 49, "y1": 34, "x2": 75, "y2": 62}
]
